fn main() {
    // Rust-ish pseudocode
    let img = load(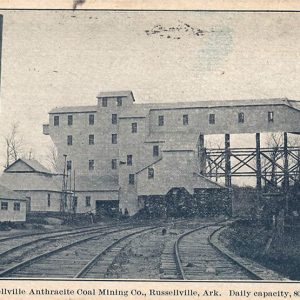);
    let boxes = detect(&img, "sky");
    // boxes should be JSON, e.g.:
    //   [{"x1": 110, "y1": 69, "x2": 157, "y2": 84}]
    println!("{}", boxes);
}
[{"x1": 0, "y1": 10, "x2": 299, "y2": 174}]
